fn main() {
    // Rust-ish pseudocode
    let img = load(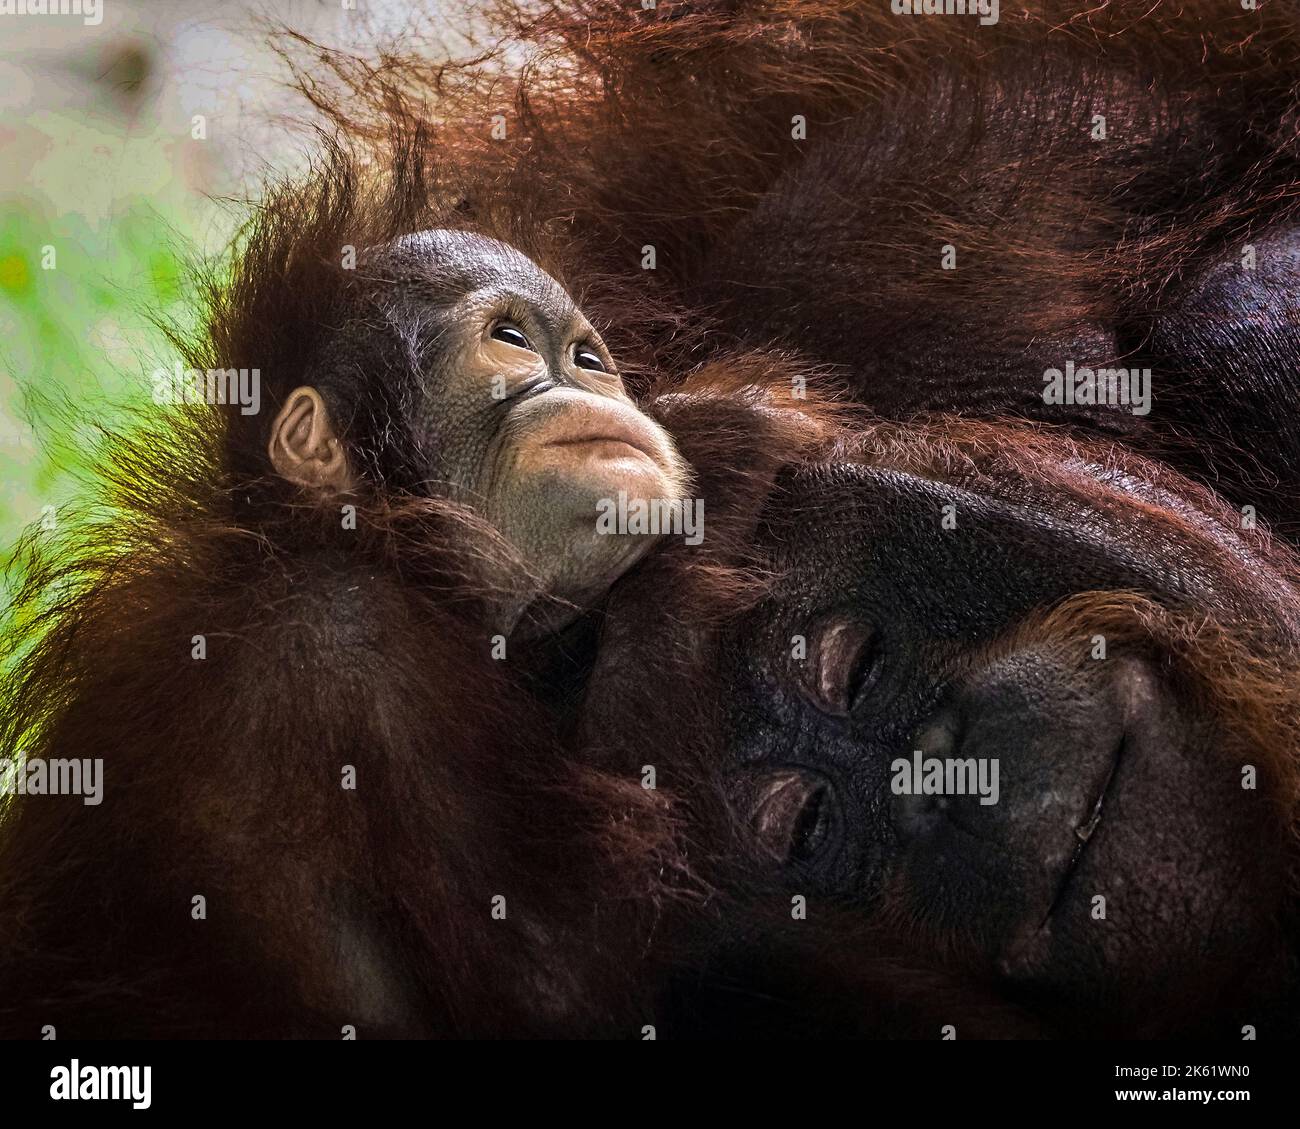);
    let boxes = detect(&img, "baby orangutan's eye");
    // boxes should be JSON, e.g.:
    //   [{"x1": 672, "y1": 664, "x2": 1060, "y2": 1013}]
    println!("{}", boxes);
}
[
  {"x1": 574, "y1": 346, "x2": 607, "y2": 372},
  {"x1": 491, "y1": 323, "x2": 534, "y2": 351}
]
